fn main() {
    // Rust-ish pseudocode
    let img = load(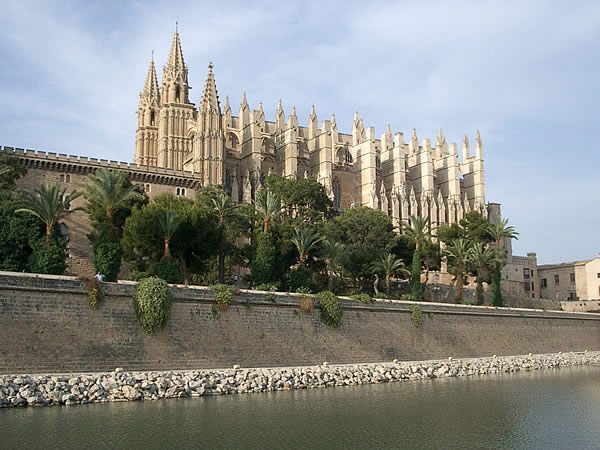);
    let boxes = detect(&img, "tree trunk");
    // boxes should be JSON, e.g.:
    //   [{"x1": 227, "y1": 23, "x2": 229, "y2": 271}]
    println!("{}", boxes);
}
[
  {"x1": 218, "y1": 235, "x2": 225, "y2": 284},
  {"x1": 164, "y1": 240, "x2": 171, "y2": 259},
  {"x1": 45, "y1": 224, "x2": 53, "y2": 240},
  {"x1": 178, "y1": 254, "x2": 189, "y2": 287},
  {"x1": 476, "y1": 276, "x2": 484, "y2": 305},
  {"x1": 455, "y1": 274, "x2": 463, "y2": 304},
  {"x1": 327, "y1": 273, "x2": 333, "y2": 291},
  {"x1": 385, "y1": 276, "x2": 390, "y2": 296},
  {"x1": 263, "y1": 219, "x2": 269, "y2": 234}
]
